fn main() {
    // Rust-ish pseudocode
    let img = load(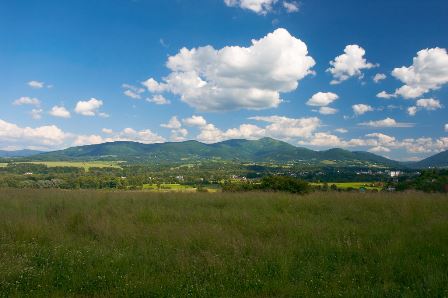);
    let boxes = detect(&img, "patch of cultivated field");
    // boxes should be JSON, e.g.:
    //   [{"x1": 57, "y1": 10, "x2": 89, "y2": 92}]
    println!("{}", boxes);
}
[
  {"x1": 17, "y1": 161, "x2": 122, "y2": 170},
  {"x1": 0, "y1": 163, "x2": 7, "y2": 168},
  {"x1": 142, "y1": 183, "x2": 197, "y2": 192},
  {"x1": 311, "y1": 182, "x2": 383, "y2": 191},
  {"x1": 0, "y1": 189, "x2": 447, "y2": 296}
]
